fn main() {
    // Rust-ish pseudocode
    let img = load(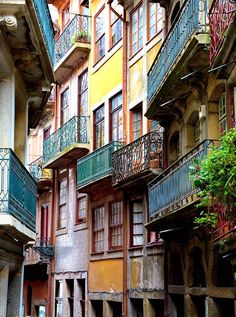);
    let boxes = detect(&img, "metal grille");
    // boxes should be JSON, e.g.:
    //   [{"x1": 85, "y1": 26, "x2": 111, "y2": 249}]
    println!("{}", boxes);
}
[{"x1": 29, "y1": 156, "x2": 52, "y2": 181}]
